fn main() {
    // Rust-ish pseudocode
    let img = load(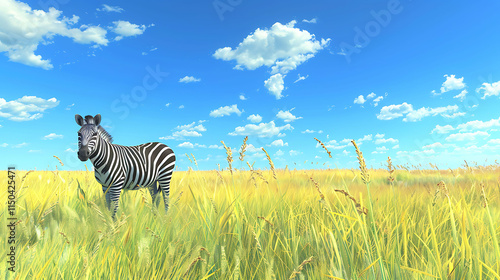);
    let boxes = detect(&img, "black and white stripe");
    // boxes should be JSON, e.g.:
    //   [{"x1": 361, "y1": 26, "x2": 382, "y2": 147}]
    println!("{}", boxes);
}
[{"x1": 76, "y1": 114, "x2": 175, "y2": 217}]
